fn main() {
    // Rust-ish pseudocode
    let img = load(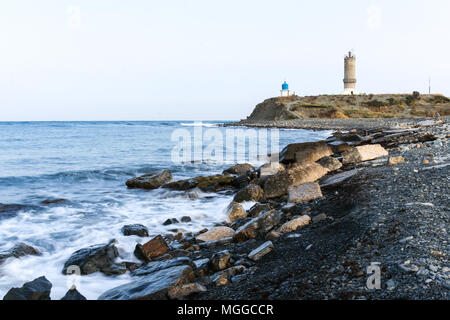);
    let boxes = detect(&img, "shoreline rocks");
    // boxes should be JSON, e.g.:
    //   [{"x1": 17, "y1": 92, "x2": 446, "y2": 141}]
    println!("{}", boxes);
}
[
  {"x1": 126, "y1": 170, "x2": 172, "y2": 190},
  {"x1": 3, "y1": 276, "x2": 52, "y2": 300}
]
